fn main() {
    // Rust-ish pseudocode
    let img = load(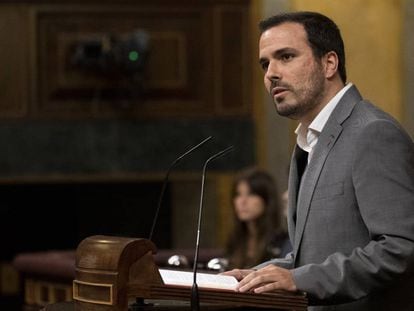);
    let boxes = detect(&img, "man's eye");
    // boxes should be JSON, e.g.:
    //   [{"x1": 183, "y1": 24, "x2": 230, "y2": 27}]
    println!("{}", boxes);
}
[
  {"x1": 260, "y1": 62, "x2": 269, "y2": 70},
  {"x1": 281, "y1": 54, "x2": 294, "y2": 61}
]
